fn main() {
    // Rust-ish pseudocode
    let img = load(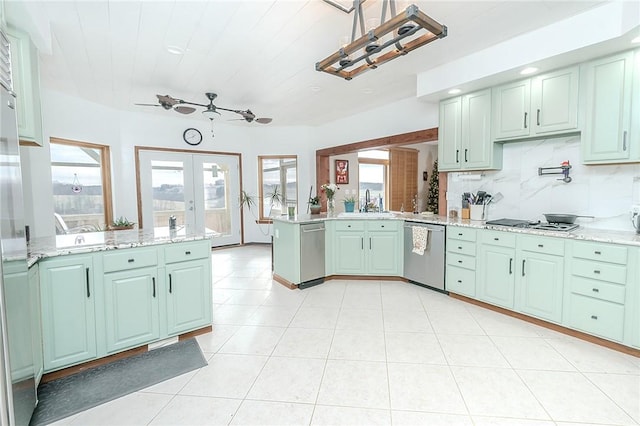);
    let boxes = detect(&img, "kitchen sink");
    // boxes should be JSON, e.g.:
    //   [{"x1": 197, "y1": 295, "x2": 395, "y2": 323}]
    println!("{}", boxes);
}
[{"x1": 337, "y1": 212, "x2": 396, "y2": 218}]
